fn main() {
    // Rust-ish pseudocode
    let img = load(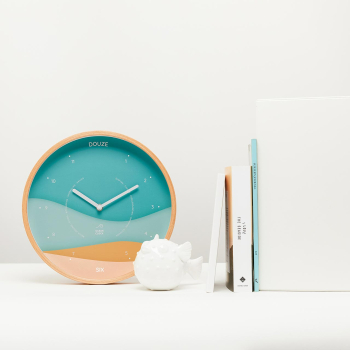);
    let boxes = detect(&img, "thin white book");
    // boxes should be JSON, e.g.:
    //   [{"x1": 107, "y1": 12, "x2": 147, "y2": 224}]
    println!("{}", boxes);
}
[
  {"x1": 225, "y1": 166, "x2": 253, "y2": 292},
  {"x1": 206, "y1": 173, "x2": 225, "y2": 293}
]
